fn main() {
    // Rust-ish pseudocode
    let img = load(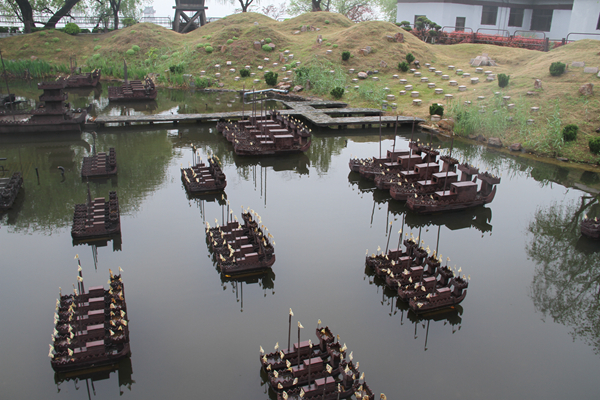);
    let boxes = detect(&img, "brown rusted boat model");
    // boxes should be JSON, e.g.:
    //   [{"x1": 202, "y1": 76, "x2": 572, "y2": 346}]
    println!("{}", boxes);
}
[
  {"x1": 0, "y1": 171, "x2": 23, "y2": 211},
  {"x1": 0, "y1": 81, "x2": 88, "y2": 134},
  {"x1": 406, "y1": 164, "x2": 501, "y2": 214},
  {"x1": 389, "y1": 155, "x2": 459, "y2": 201},
  {"x1": 259, "y1": 319, "x2": 375, "y2": 400},
  {"x1": 49, "y1": 269, "x2": 130, "y2": 372},
  {"x1": 581, "y1": 215, "x2": 600, "y2": 239},
  {"x1": 71, "y1": 191, "x2": 120, "y2": 241},
  {"x1": 216, "y1": 110, "x2": 311, "y2": 156},
  {"x1": 81, "y1": 148, "x2": 117, "y2": 178},
  {"x1": 181, "y1": 156, "x2": 226, "y2": 194},
  {"x1": 108, "y1": 77, "x2": 157, "y2": 102},
  {"x1": 366, "y1": 234, "x2": 469, "y2": 314},
  {"x1": 65, "y1": 69, "x2": 101, "y2": 88},
  {"x1": 206, "y1": 209, "x2": 275, "y2": 276}
]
